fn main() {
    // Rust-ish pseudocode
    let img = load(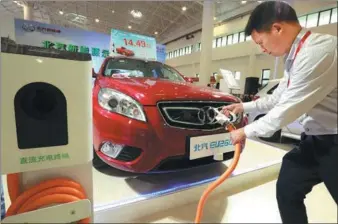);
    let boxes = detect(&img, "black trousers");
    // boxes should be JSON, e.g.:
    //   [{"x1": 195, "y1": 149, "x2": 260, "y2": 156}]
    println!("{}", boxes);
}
[{"x1": 276, "y1": 133, "x2": 338, "y2": 224}]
